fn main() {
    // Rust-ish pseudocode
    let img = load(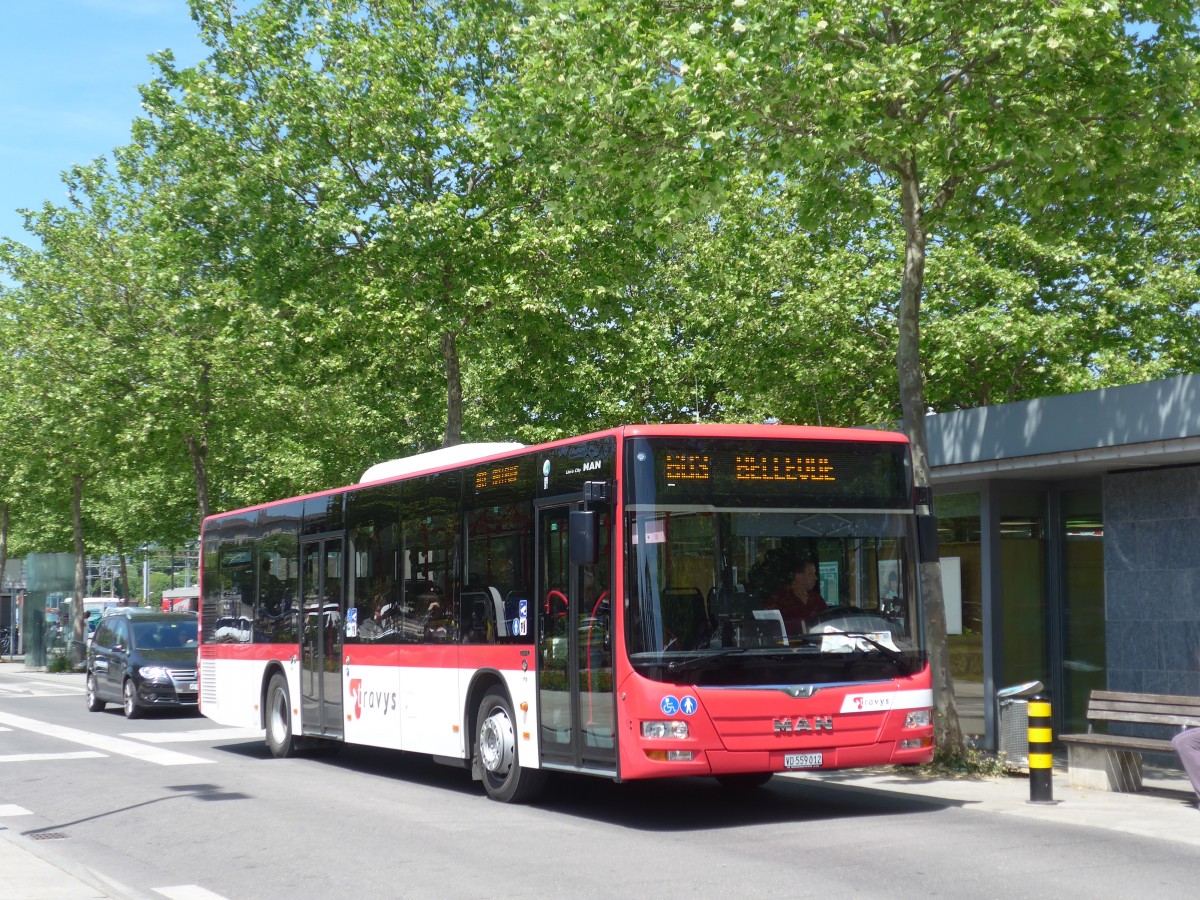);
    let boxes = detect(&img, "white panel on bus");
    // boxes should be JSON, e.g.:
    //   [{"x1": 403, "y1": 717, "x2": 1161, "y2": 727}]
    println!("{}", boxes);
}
[{"x1": 359, "y1": 443, "x2": 524, "y2": 483}]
